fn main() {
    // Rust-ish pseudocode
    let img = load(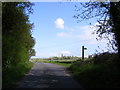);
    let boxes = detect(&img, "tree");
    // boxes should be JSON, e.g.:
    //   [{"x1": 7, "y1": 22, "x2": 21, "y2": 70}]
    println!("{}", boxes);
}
[
  {"x1": 29, "y1": 49, "x2": 36, "y2": 58},
  {"x1": 2, "y1": 2, "x2": 35, "y2": 87},
  {"x1": 2, "y1": 2, "x2": 35, "y2": 66},
  {"x1": 109, "y1": 1, "x2": 120, "y2": 57},
  {"x1": 74, "y1": 0, "x2": 120, "y2": 57}
]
